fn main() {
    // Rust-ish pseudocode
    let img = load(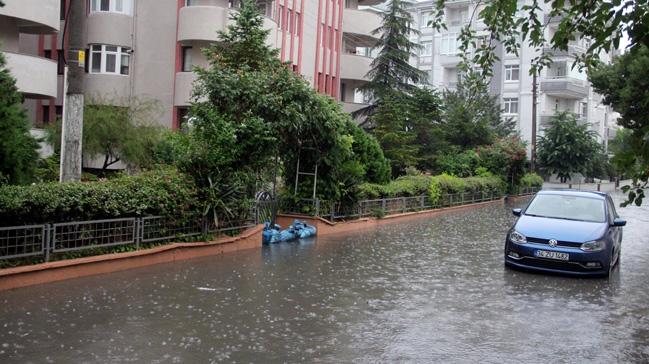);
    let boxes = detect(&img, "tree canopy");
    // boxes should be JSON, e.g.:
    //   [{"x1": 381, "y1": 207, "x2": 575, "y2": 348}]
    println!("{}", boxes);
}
[
  {"x1": 47, "y1": 96, "x2": 162, "y2": 171},
  {"x1": 363, "y1": 0, "x2": 428, "y2": 97},
  {"x1": 0, "y1": 51, "x2": 39, "y2": 185},
  {"x1": 536, "y1": 112, "x2": 602, "y2": 183},
  {"x1": 589, "y1": 44, "x2": 649, "y2": 206}
]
